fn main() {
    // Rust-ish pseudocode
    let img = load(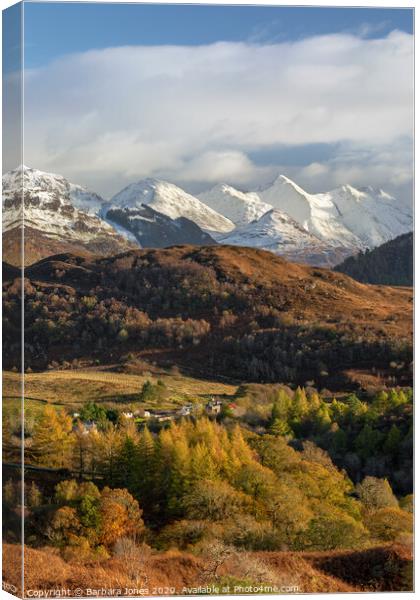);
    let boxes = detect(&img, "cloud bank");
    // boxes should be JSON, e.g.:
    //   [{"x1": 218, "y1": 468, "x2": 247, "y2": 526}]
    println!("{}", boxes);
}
[{"x1": 20, "y1": 30, "x2": 413, "y2": 199}]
